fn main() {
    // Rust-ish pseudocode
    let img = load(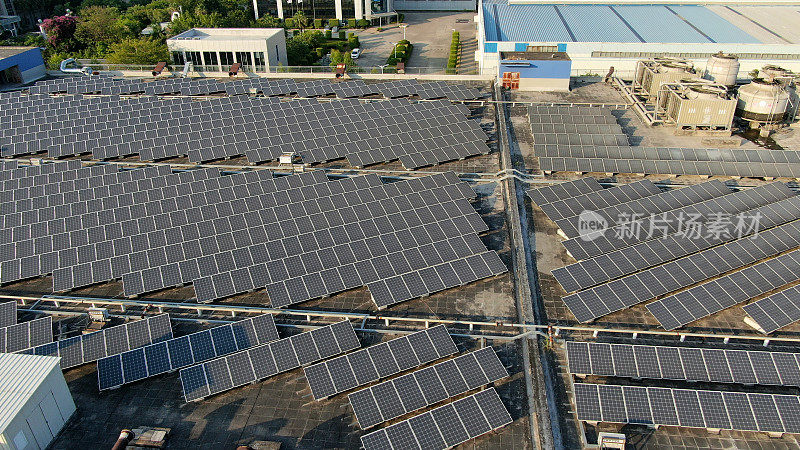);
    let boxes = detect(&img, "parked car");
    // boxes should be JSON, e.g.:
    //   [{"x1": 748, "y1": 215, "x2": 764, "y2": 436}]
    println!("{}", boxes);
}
[{"x1": 351, "y1": 48, "x2": 361, "y2": 59}]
